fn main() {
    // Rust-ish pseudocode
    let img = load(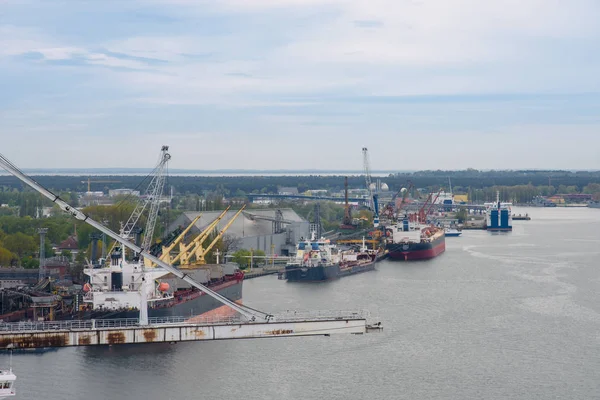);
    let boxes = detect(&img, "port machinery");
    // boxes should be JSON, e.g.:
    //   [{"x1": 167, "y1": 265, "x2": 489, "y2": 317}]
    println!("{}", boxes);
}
[{"x1": 0, "y1": 150, "x2": 381, "y2": 348}]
